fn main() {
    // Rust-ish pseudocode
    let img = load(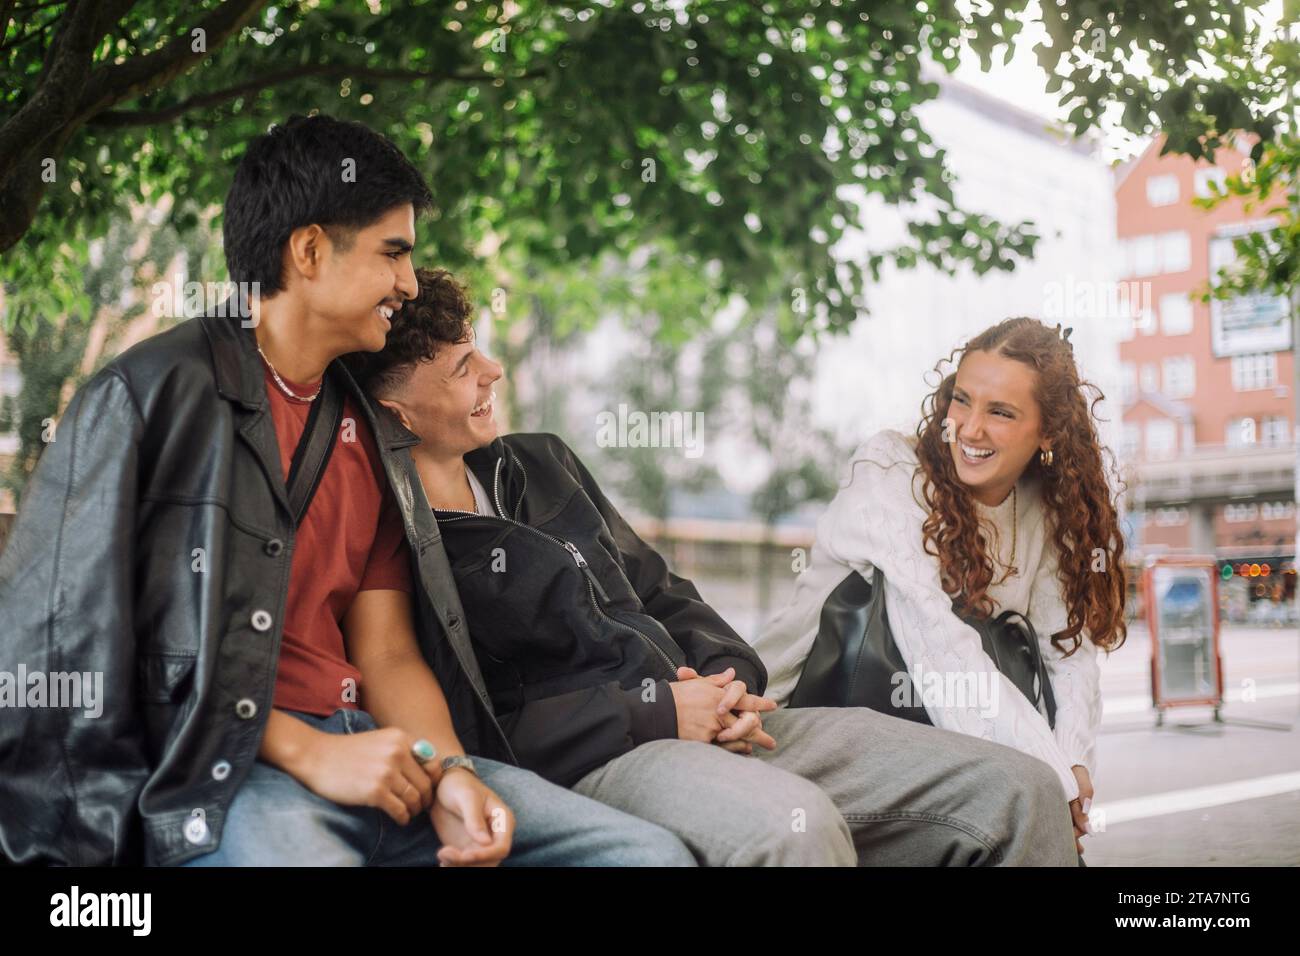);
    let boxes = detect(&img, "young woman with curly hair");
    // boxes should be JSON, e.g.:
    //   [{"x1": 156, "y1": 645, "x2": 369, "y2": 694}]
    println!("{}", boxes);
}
[{"x1": 754, "y1": 317, "x2": 1127, "y2": 858}]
